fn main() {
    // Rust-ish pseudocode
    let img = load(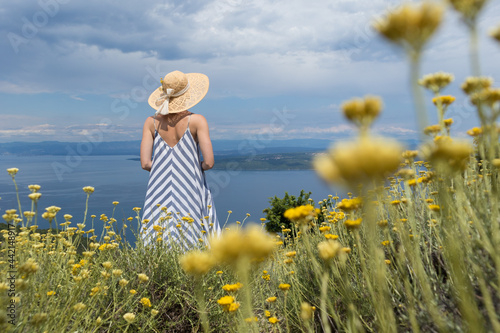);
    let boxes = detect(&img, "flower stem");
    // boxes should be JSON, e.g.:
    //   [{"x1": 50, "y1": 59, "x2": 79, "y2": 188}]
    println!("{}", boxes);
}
[
  {"x1": 469, "y1": 22, "x2": 481, "y2": 77},
  {"x1": 409, "y1": 51, "x2": 428, "y2": 140}
]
